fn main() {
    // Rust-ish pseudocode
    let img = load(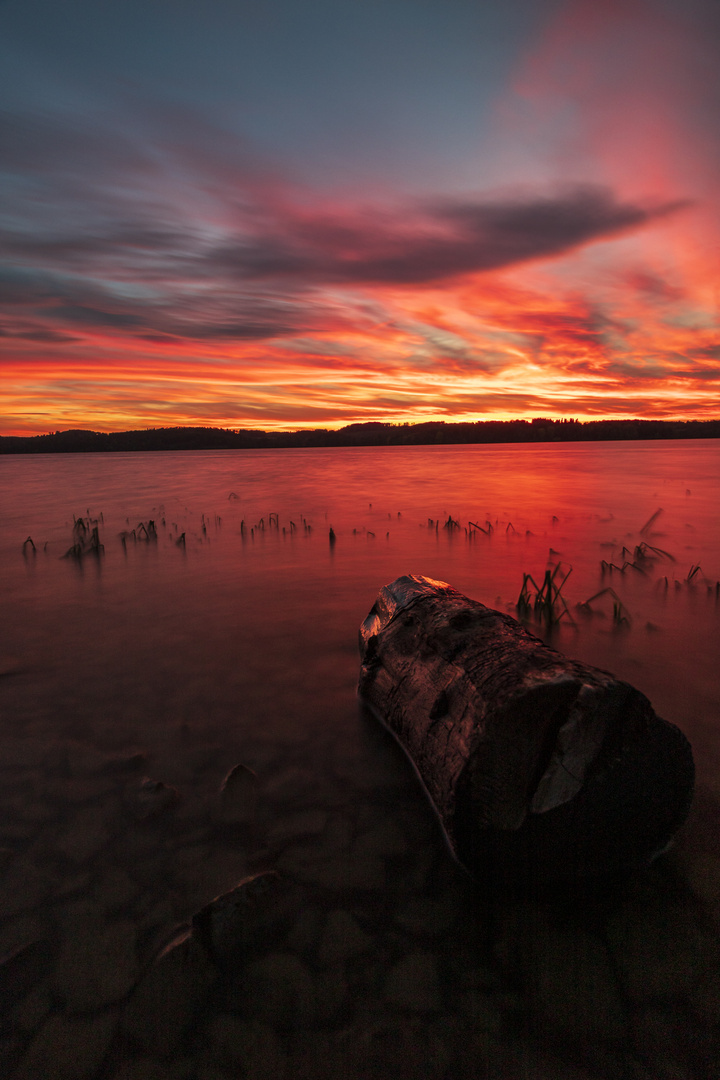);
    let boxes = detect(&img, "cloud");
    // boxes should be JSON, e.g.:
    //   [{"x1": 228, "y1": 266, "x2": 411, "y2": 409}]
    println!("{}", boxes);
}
[
  {"x1": 212, "y1": 186, "x2": 687, "y2": 286},
  {"x1": 14, "y1": 329, "x2": 79, "y2": 342},
  {"x1": 626, "y1": 270, "x2": 686, "y2": 302},
  {"x1": 4, "y1": 168, "x2": 686, "y2": 355},
  {"x1": 52, "y1": 304, "x2": 146, "y2": 329},
  {"x1": 691, "y1": 345, "x2": 720, "y2": 361},
  {"x1": 1, "y1": 72, "x2": 716, "y2": 434},
  {"x1": 2, "y1": 94, "x2": 688, "y2": 296},
  {"x1": 0, "y1": 262, "x2": 311, "y2": 343}
]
